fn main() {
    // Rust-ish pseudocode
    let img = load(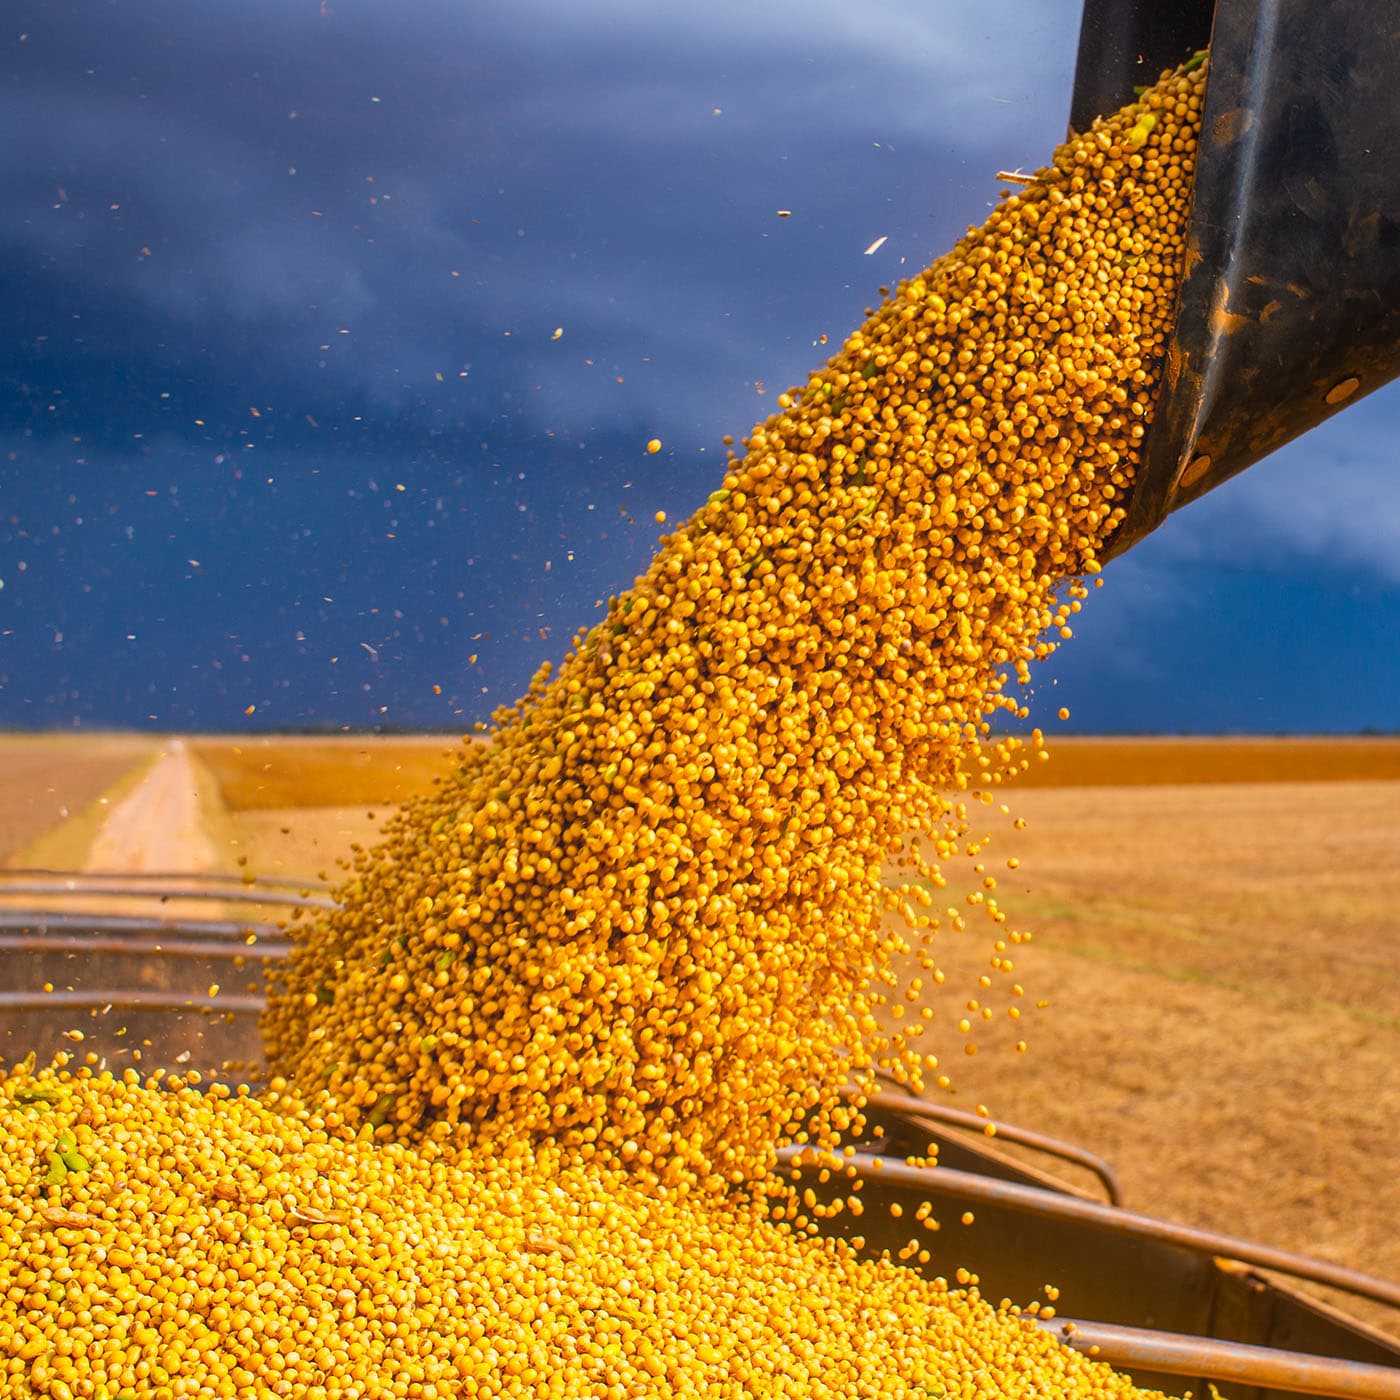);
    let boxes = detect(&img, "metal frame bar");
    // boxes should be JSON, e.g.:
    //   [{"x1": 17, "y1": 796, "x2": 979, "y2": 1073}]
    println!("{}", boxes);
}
[
  {"x1": 1039, "y1": 1317, "x2": 1400, "y2": 1400},
  {"x1": 1, "y1": 868, "x2": 329, "y2": 893},
  {"x1": 0, "y1": 933, "x2": 285, "y2": 960},
  {"x1": 0, "y1": 989, "x2": 265, "y2": 1015},
  {"x1": 853, "y1": 1087, "x2": 1123, "y2": 1204},
  {"x1": 0, "y1": 880, "x2": 333, "y2": 910},
  {"x1": 0, "y1": 912, "x2": 286, "y2": 938}
]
